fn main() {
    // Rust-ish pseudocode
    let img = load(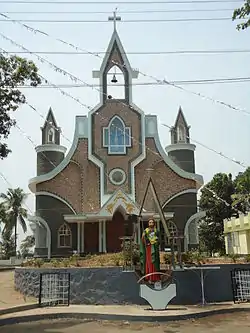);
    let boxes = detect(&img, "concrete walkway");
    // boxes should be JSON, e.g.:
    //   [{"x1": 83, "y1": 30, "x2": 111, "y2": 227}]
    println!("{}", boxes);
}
[{"x1": 1, "y1": 303, "x2": 250, "y2": 325}]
